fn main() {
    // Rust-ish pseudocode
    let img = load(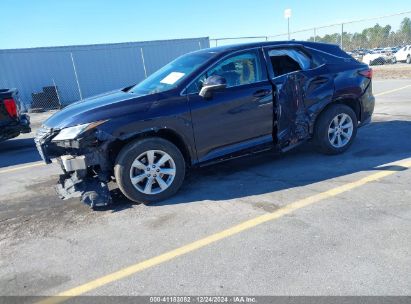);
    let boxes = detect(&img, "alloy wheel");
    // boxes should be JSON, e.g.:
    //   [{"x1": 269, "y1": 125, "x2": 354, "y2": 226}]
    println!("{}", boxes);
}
[
  {"x1": 328, "y1": 113, "x2": 354, "y2": 148},
  {"x1": 129, "y1": 150, "x2": 176, "y2": 195}
]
